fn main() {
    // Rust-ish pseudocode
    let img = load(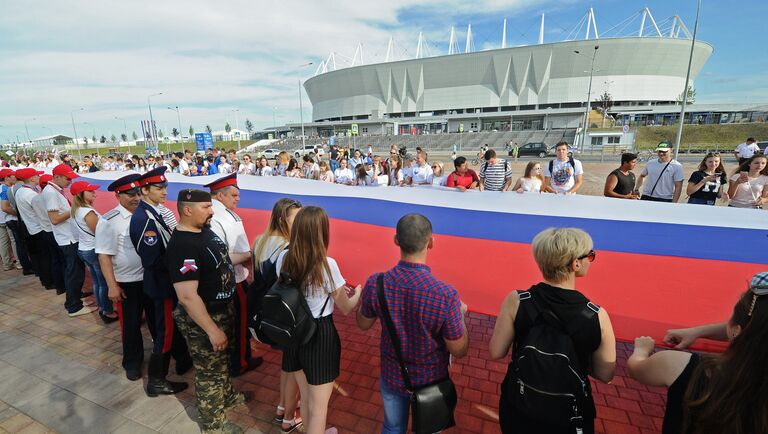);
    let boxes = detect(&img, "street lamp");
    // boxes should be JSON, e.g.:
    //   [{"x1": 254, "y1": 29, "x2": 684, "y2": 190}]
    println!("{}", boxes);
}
[
  {"x1": 24, "y1": 117, "x2": 36, "y2": 144},
  {"x1": 574, "y1": 46, "x2": 599, "y2": 151},
  {"x1": 147, "y1": 92, "x2": 163, "y2": 154},
  {"x1": 674, "y1": 0, "x2": 702, "y2": 160},
  {"x1": 114, "y1": 116, "x2": 128, "y2": 147},
  {"x1": 232, "y1": 109, "x2": 241, "y2": 151},
  {"x1": 166, "y1": 106, "x2": 183, "y2": 151},
  {"x1": 272, "y1": 107, "x2": 278, "y2": 140},
  {"x1": 296, "y1": 62, "x2": 314, "y2": 148},
  {"x1": 70, "y1": 108, "x2": 84, "y2": 160}
]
